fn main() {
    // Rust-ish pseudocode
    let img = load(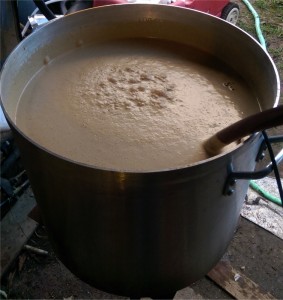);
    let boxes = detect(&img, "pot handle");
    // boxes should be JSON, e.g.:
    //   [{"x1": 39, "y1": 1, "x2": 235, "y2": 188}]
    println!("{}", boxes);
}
[{"x1": 223, "y1": 133, "x2": 283, "y2": 199}]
